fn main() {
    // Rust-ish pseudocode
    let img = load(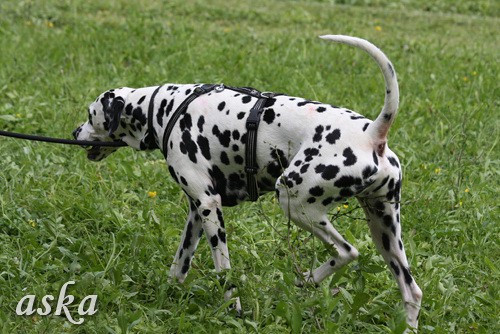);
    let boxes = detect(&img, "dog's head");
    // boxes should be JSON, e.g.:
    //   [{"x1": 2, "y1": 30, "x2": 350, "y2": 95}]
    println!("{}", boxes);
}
[{"x1": 73, "y1": 87, "x2": 145, "y2": 161}]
